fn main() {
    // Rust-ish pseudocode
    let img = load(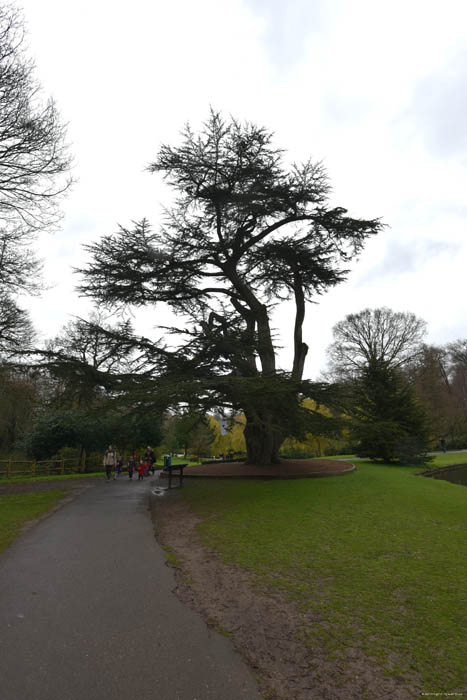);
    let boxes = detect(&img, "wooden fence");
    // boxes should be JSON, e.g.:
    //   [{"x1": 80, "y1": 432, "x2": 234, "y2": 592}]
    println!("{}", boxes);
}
[{"x1": 0, "y1": 456, "x2": 103, "y2": 479}]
